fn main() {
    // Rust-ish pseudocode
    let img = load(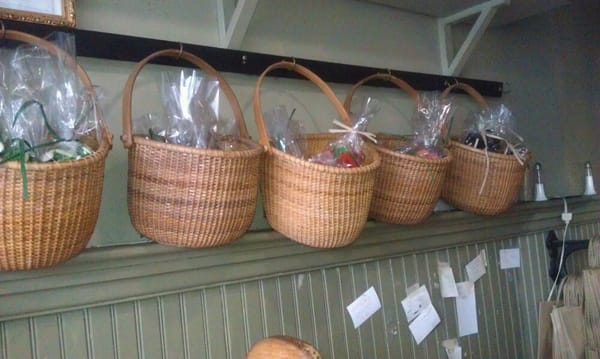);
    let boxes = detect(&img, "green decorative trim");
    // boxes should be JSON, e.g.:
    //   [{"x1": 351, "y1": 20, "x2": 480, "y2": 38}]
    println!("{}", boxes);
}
[{"x1": 0, "y1": 197, "x2": 598, "y2": 321}]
